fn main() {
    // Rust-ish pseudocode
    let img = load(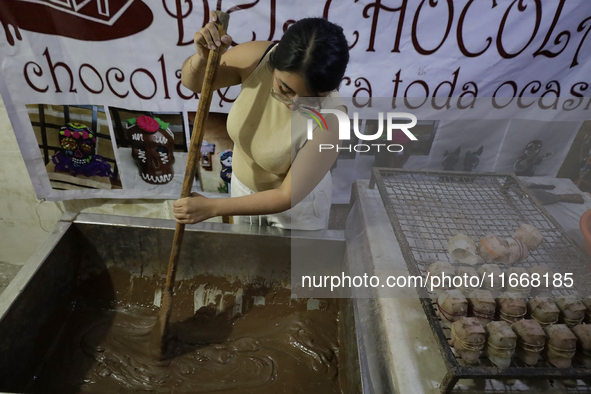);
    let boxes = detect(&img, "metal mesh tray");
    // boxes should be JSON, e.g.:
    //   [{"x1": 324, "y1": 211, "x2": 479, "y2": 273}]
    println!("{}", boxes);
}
[{"x1": 369, "y1": 168, "x2": 591, "y2": 393}]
